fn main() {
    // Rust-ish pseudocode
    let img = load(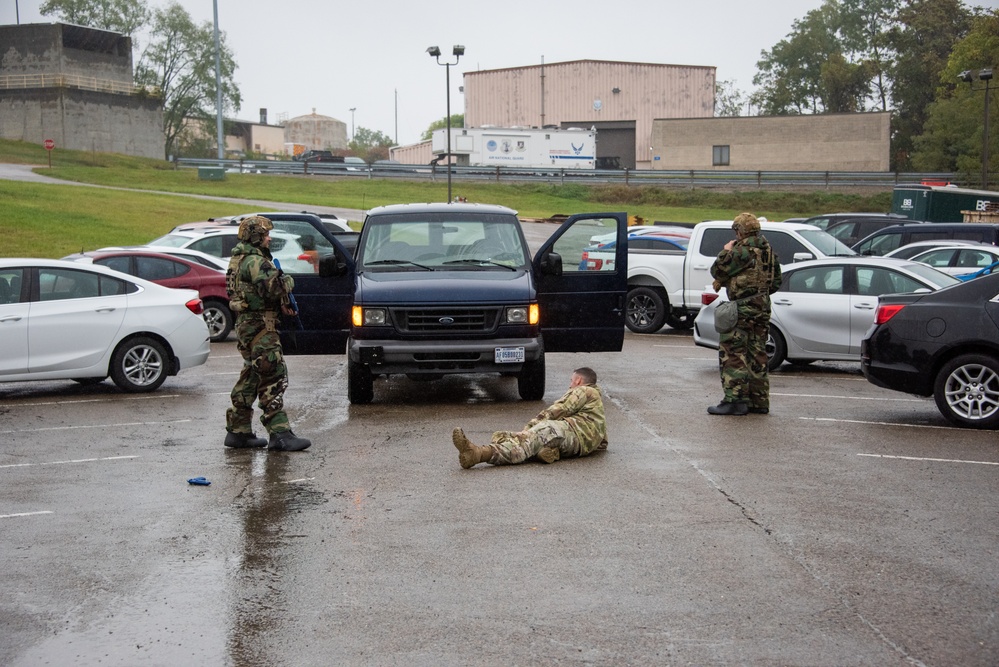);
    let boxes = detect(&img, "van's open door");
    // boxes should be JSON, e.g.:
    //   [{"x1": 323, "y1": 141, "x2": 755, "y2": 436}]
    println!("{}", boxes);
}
[{"x1": 532, "y1": 212, "x2": 628, "y2": 352}]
